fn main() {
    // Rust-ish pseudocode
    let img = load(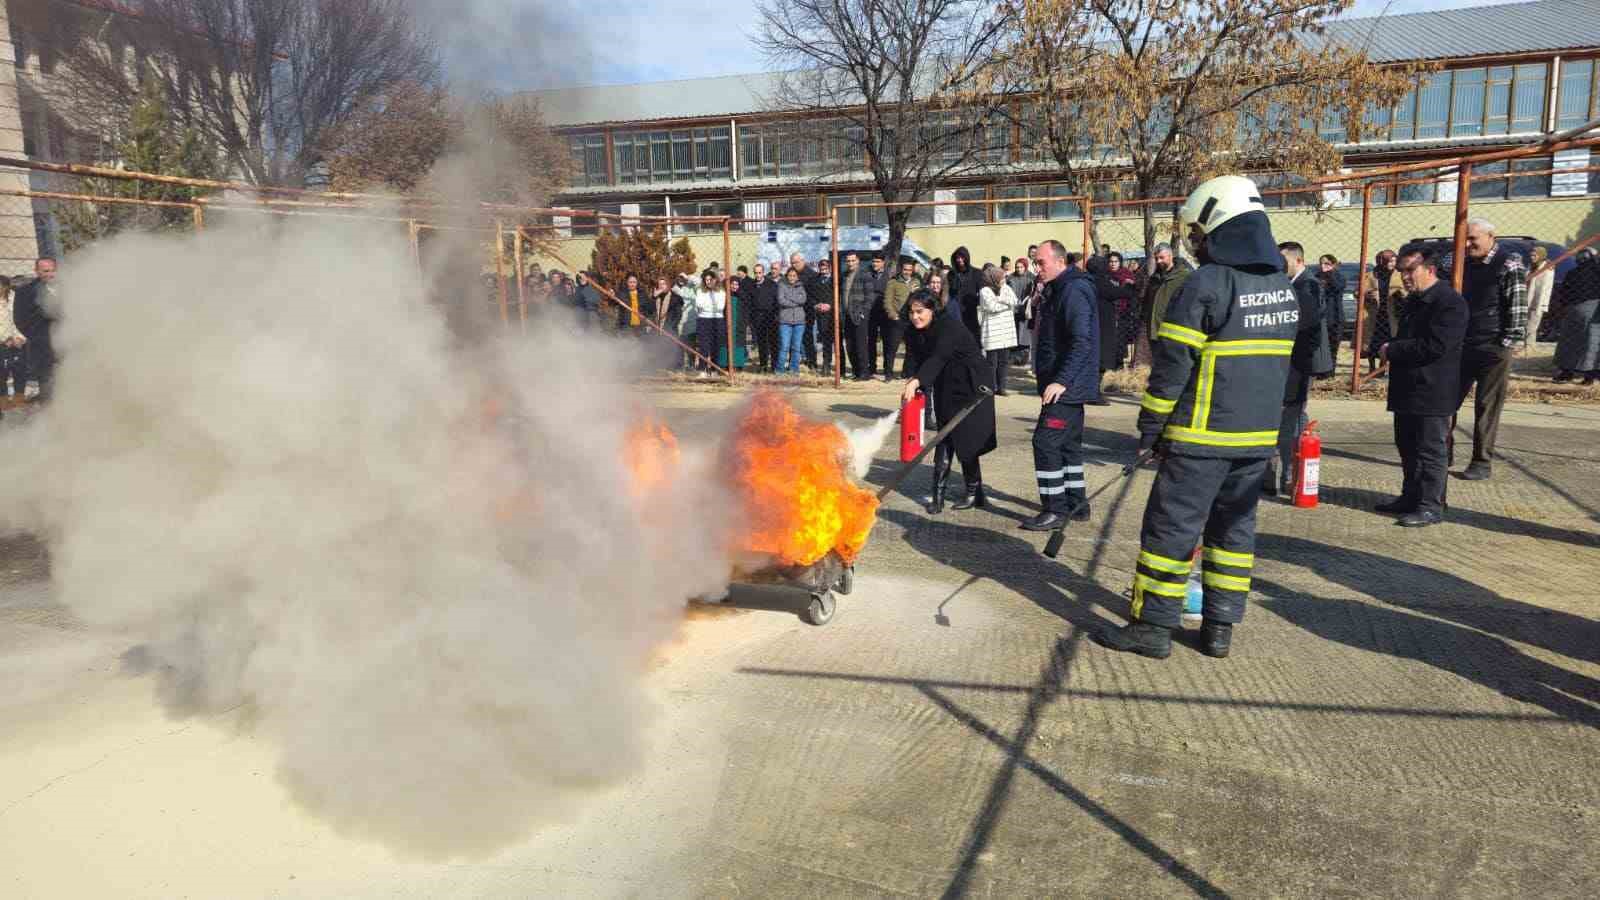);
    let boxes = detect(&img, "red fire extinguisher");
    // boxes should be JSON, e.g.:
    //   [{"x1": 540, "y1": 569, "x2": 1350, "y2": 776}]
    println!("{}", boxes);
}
[
  {"x1": 1293, "y1": 420, "x2": 1321, "y2": 508},
  {"x1": 900, "y1": 392, "x2": 927, "y2": 462}
]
